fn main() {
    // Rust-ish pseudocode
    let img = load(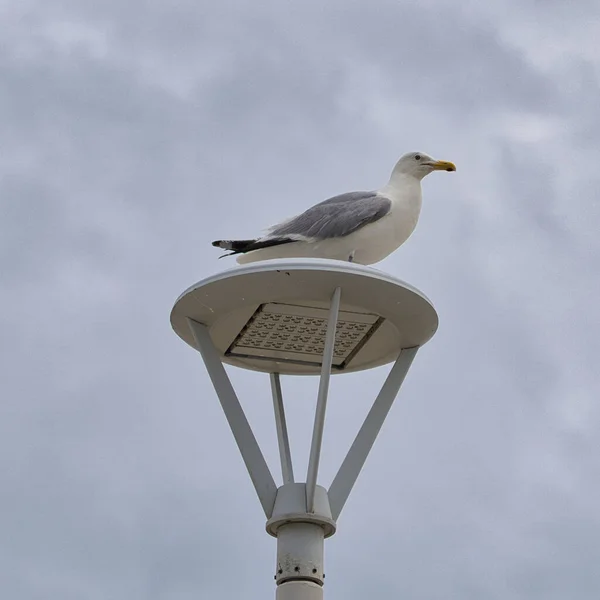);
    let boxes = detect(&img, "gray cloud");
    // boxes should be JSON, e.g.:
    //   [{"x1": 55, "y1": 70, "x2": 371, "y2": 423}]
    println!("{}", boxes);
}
[{"x1": 1, "y1": 1, "x2": 599, "y2": 599}]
